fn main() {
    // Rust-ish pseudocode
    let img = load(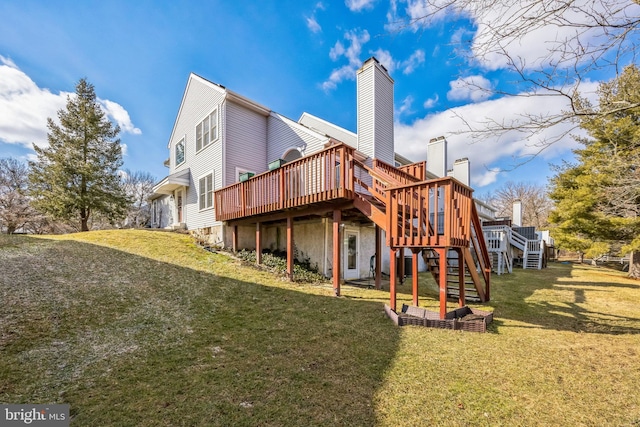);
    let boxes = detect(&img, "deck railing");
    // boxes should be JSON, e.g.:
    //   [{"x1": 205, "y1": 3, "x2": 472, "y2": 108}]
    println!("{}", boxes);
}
[
  {"x1": 215, "y1": 144, "x2": 479, "y2": 251},
  {"x1": 214, "y1": 144, "x2": 355, "y2": 221},
  {"x1": 398, "y1": 161, "x2": 427, "y2": 181},
  {"x1": 386, "y1": 177, "x2": 474, "y2": 248},
  {"x1": 372, "y1": 159, "x2": 423, "y2": 184}
]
